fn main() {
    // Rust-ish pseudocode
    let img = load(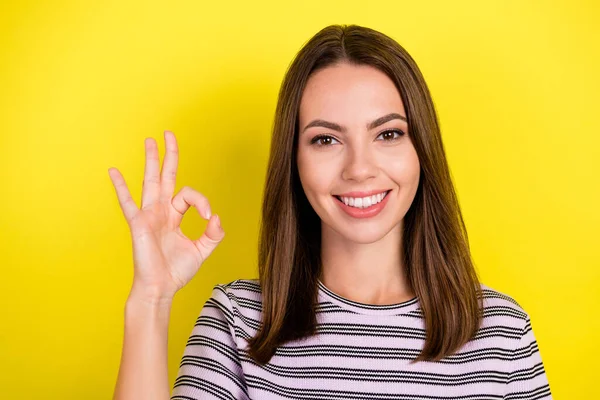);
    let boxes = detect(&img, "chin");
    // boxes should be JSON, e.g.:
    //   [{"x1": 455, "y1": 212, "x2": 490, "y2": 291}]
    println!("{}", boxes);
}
[{"x1": 328, "y1": 222, "x2": 395, "y2": 244}]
